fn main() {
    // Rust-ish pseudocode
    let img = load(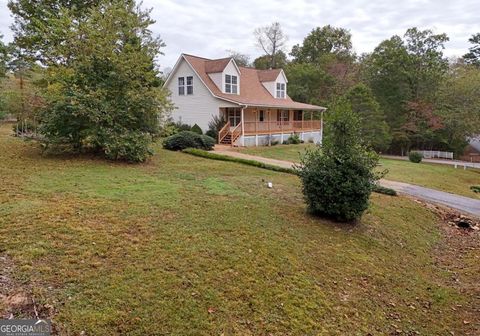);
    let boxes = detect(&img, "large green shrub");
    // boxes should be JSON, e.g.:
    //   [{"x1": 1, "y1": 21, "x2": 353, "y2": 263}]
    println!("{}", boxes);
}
[
  {"x1": 199, "y1": 134, "x2": 216, "y2": 150},
  {"x1": 408, "y1": 151, "x2": 423, "y2": 163},
  {"x1": 296, "y1": 99, "x2": 382, "y2": 222},
  {"x1": 102, "y1": 129, "x2": 153, "y2": 162},
  {"x1": 163, "y1": 131, "x2": 215, "y2": 151}
]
